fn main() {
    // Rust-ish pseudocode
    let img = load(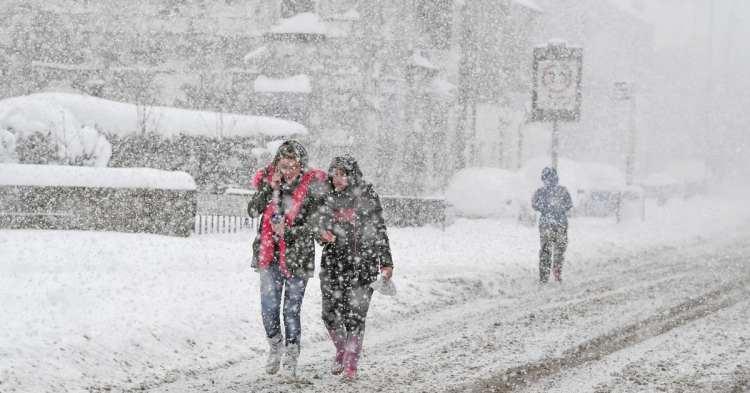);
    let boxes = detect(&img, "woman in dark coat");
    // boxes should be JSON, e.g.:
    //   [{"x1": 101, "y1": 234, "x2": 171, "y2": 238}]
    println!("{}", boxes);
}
[{"x1": 318, "y1": 155, "x2": 394, "y2": 380}]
